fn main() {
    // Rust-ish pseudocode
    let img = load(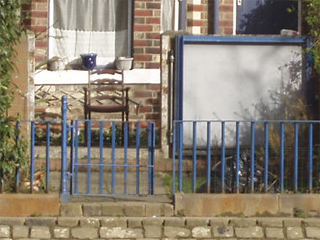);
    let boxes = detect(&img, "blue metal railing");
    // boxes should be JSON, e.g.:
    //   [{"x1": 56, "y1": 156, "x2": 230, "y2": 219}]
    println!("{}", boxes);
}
[
  {"x1": 0, "y1": 96, "x2": 156, "y2": 202},
  {"x1": 0, "y1": 118, "x2": 63, "y2": 194},
  {"x1": 69, "y1": 119, "x2": 156, "y2": 197},
  {"x1": 172, "y1": 120, "x2": 320, "y2": 194}
]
